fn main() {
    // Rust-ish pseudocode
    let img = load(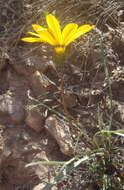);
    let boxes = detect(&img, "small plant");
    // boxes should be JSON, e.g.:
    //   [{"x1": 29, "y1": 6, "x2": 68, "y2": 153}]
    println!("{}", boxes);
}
[{"x1": 90, "y1": 126, "x2": 124, "y2": 190}]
